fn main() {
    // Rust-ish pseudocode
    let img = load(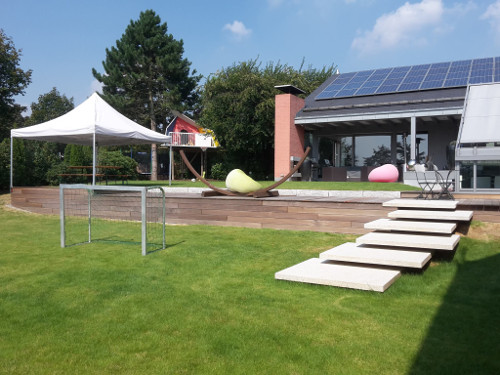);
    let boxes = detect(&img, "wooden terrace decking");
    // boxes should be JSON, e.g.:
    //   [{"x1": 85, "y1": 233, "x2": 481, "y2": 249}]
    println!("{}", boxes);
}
[{"x1": 9, "y1": 187, "x2": 500, "y2": 234}]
